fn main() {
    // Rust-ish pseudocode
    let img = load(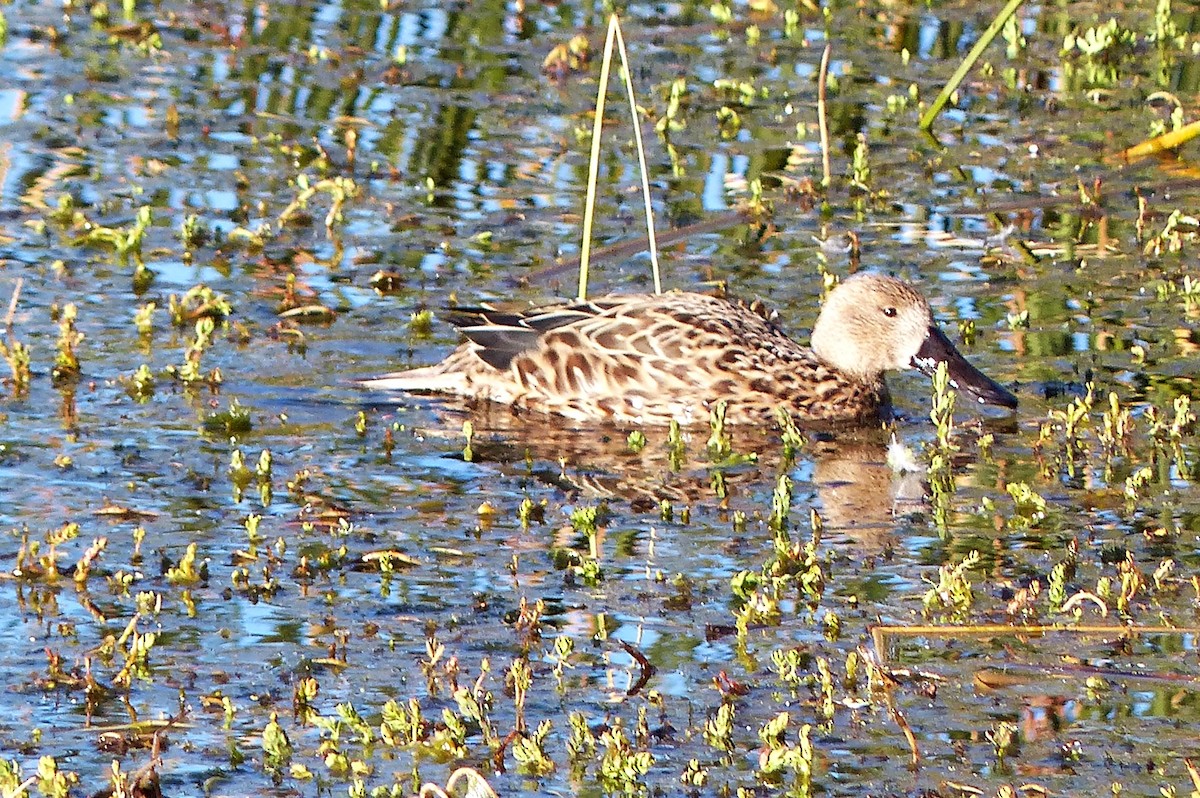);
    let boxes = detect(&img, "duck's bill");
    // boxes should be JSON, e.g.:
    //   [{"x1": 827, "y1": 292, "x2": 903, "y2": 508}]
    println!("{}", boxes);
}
[{"x1": 911, "y1": 326, "x2": 1018, "y2": 409}]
